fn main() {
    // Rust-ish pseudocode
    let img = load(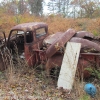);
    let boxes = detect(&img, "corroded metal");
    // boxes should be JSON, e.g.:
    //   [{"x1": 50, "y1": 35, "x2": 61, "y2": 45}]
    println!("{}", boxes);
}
[
  {"x1": 75, "y1": 31, "x2": 94, "y2": 38},
  {"x1": 70, "y1": 37, "x2": 100, "y2": 52},
  {"x1": 46, "y1": 29, "x2": 76, "y2": 58},
  {"x1": 45, "y1": 52, "x2": 100, "y2": 78},
  {"x1": 45, "y1": 53, "x2": 63, "y2": 75},
  {"x1": 1, "y1": 21, "x2": 100, "y2": 79},
  {"x1": 43, "y1": 32, "x2": 63, "y2": 45},
  {"x1": 78, "y1": 53, "x2": 100, "y2": 78},
  {"x1": 11, "y1": 22, "x2": 48, "y2": 32}
]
